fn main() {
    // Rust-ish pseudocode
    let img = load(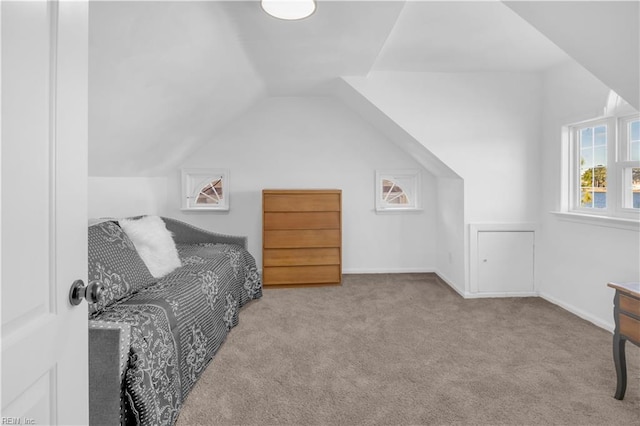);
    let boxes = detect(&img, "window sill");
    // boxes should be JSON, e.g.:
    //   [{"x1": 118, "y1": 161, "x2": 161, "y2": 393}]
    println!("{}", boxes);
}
[
  {"x1": 551, "y1": 211, "x2": 640, "y2": 231},
  {"x1": 374, "y1": 208, "x2": 424, "y2": 214}
]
